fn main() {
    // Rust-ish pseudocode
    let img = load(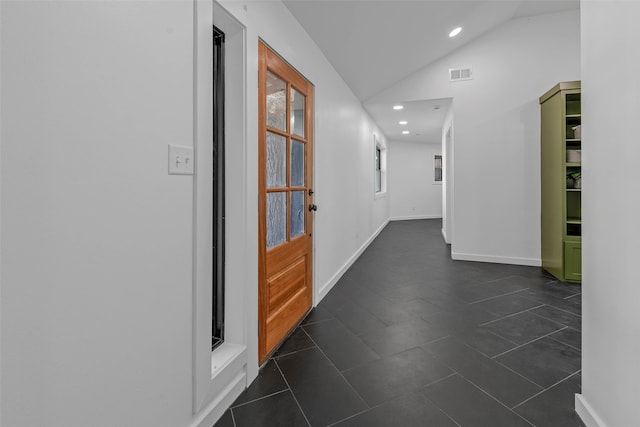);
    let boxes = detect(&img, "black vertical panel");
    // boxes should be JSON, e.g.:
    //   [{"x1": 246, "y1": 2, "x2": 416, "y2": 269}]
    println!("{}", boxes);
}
[{"x1": 213, "y1": 26, "x2": 225, "y2": 350}]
